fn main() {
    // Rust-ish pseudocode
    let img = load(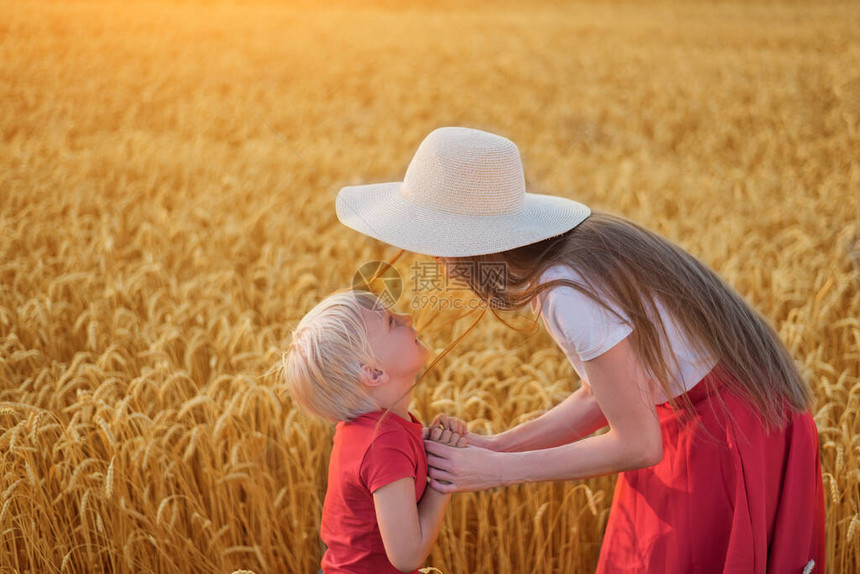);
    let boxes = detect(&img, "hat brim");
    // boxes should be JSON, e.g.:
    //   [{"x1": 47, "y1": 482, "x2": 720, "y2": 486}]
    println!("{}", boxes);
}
[{"x1": 336, "y1": 182, "x2": 591, "y2": 257}]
